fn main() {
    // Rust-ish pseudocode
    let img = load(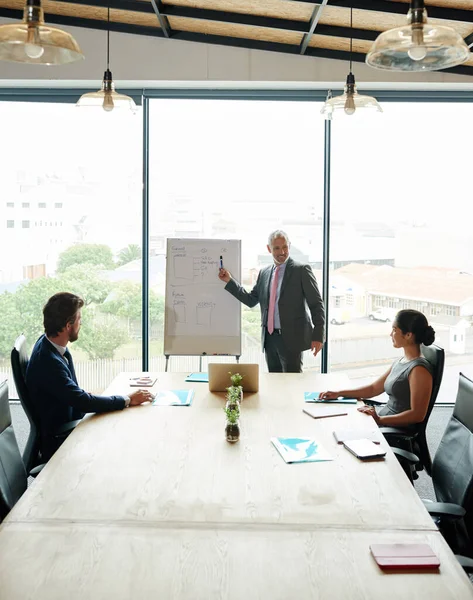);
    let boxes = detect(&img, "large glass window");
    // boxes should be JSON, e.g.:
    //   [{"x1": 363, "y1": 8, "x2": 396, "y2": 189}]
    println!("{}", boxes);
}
[
  {"x1": 149, "y1": 98, "x2": 325, "y2": 372},
  {"x1": 328, "y1": 103, "x2": 473, "y2": 402},
  {"x1": 1, "y1": 92, "x2": 471, "y2": 402},
  {"x1": 0, "y1": 101, "x2": 142, "y2": 394}
]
